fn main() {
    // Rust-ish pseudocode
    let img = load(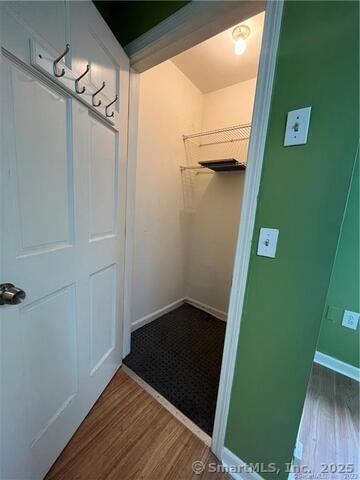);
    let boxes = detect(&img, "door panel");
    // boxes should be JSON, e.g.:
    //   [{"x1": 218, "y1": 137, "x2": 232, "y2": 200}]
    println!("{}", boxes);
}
[
  {"x1": 11, "y1": 67, "x2": 73, "y2": 254},
  {"x1": 22, "y1": 285, "x2": 78, "y2": 446},
  {"x1": 7, "y1": 1, "x2": 67, "y2": 53},
  {"x1": 1, "y1": 2, "x2": 129, "y2": 478},
  {"x1": 70, "y1": 2, "x2": 120, "y2": 106},
  {"x1": 88, "y1": 35, "x2": 117, "y2": 98},
  {"x1": 1, "y1": 1, "x2": 68, "y2": 65},
  {"x1": 90, "y1": 264, "x2": 116, "y2": 375},
  {"x1": 89, "y1": 117, "x2": 118, "y2": 241}
]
